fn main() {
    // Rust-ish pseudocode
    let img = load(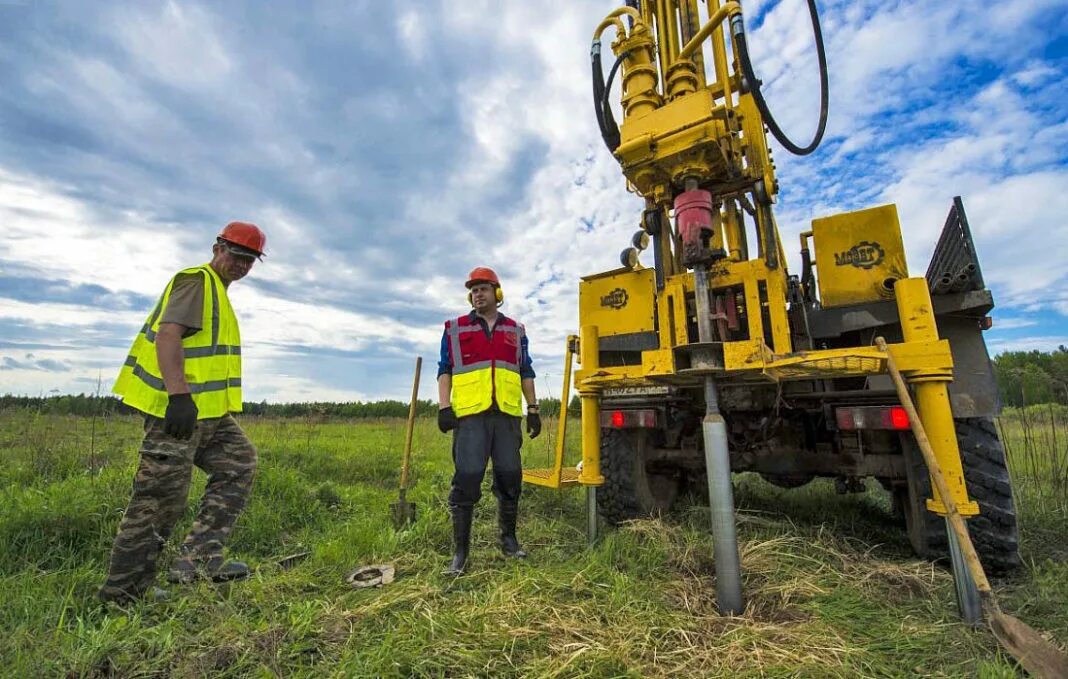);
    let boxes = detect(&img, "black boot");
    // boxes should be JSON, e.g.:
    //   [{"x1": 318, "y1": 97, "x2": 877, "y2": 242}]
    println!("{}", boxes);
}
[
  {"x1": 499, "y1": 505, "x2": 527, "y2": 559},
  {"x1": 444, "y1": 506, "x2": 472, "y2": 575},
  {"x1": 168, "y1": 556, "x2": 251, "y2": 584}
]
